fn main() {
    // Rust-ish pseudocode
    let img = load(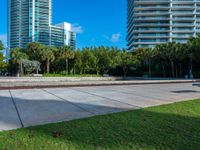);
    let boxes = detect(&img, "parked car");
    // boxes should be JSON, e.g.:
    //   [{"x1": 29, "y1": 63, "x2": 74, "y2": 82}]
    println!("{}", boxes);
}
[{"x1": 193, "y1": 82, "x2": 200, "y2": 87}]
